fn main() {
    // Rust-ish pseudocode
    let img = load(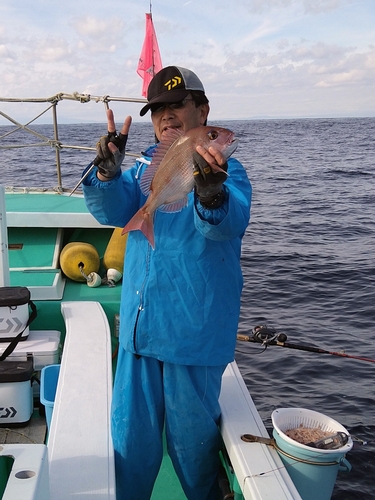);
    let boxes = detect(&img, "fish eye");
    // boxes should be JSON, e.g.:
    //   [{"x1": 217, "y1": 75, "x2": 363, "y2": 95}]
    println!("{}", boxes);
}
[{"x1": 207, "y1": 130, "x2": 219, "y2": 140}]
